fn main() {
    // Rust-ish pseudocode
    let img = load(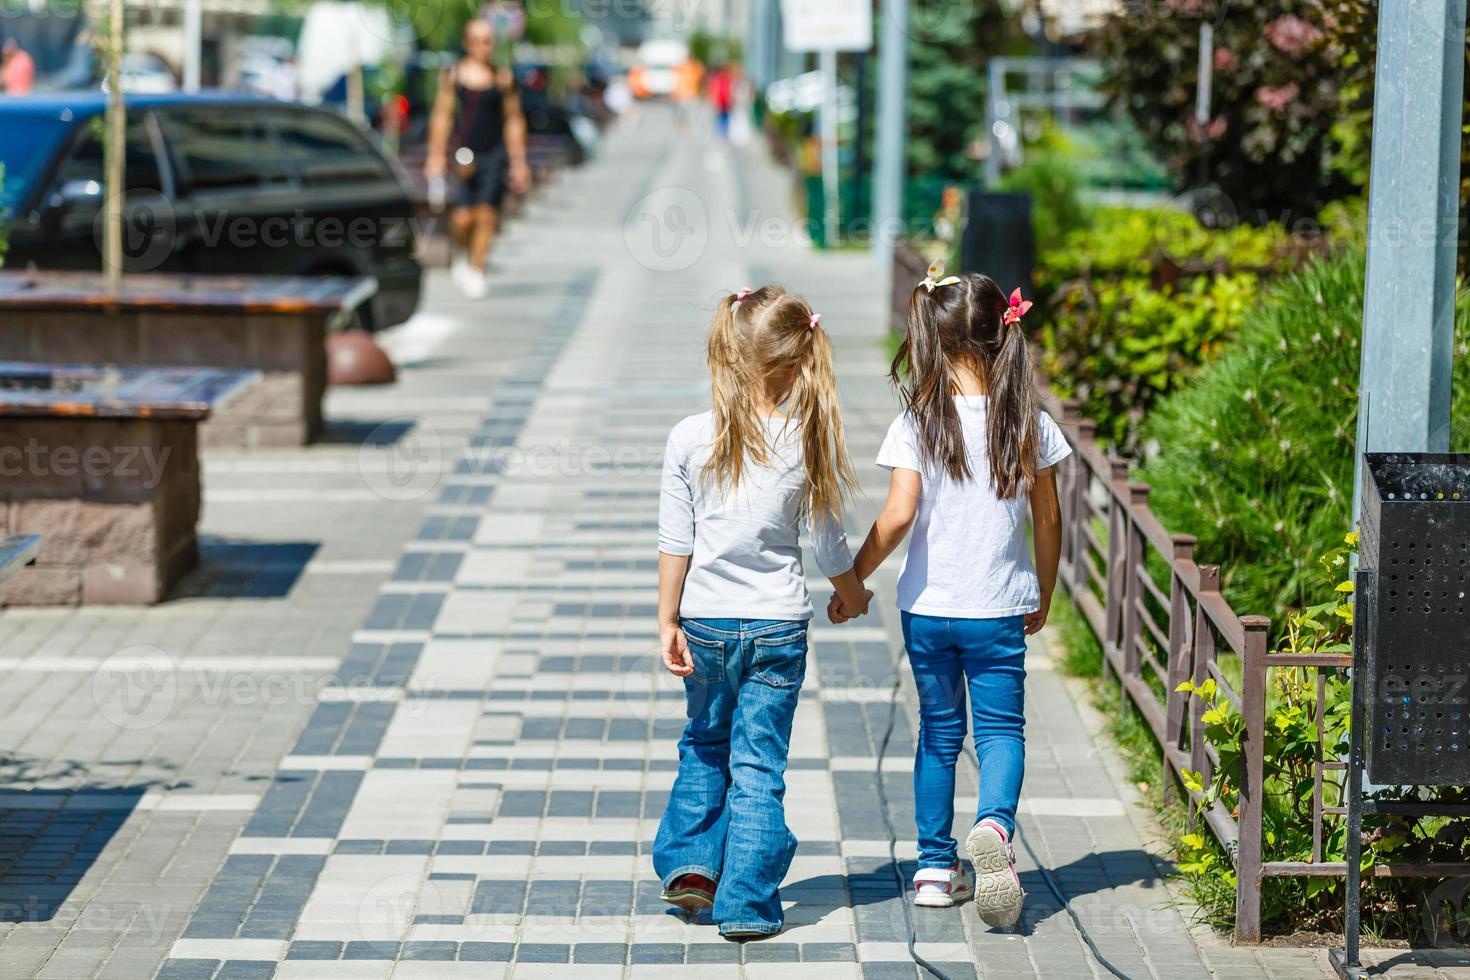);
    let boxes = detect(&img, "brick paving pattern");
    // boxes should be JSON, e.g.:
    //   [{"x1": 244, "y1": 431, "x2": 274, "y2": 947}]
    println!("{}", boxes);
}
[{"x1": 1, "y1": 106, "x2": 1459, "y2": 979}]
